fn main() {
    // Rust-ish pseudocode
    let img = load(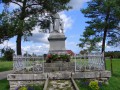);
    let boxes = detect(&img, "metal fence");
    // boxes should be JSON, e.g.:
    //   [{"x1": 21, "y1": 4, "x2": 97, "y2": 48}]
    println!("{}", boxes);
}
[
  {"x1": 74, "y1": 53, "x2": 105, "y2": 71},
  {"x1": 13, "y1": 55, "x2": 44, "y2": 73},
  {"x1": 13, "y1": 53, "x2": 105, "y2": 73}
]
